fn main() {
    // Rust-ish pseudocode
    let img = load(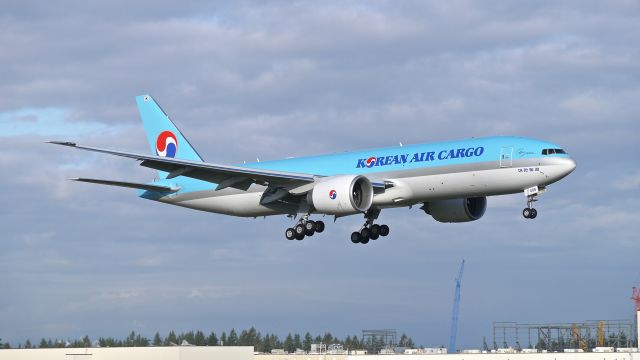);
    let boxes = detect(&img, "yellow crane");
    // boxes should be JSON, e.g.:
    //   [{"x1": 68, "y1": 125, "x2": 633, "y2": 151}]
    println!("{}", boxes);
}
[{"x1": 597, "y1": 320, "x2": 605, "y2": 347}]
